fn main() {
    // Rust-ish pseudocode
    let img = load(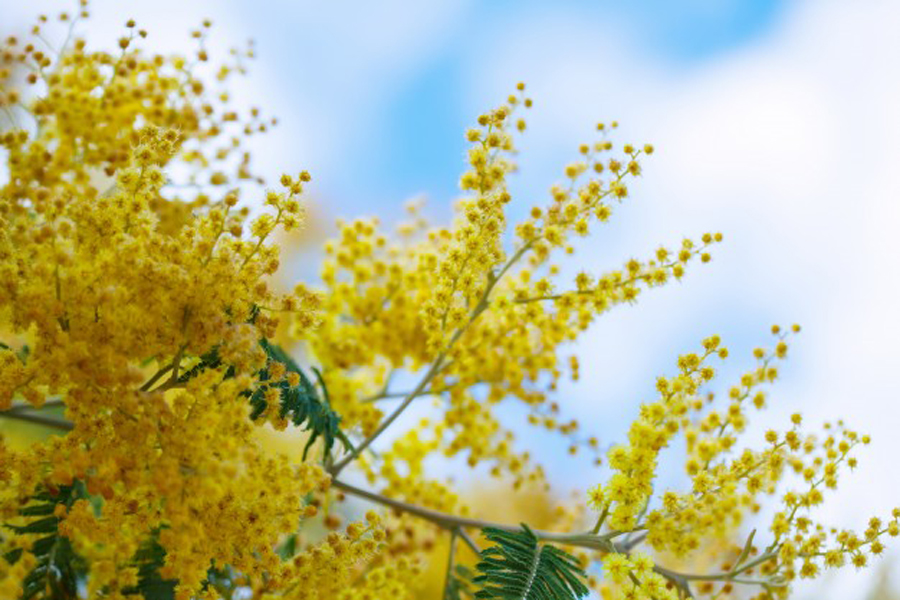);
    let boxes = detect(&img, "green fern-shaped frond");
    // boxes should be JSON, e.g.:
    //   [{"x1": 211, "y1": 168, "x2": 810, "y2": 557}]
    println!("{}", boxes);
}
[
  {"x1": 473, "y1": 525, "x2": 589, "y2": 600},
  {"x1": 445, "y1": 564, "x2": 476, "y2": 600},
  {"x1": 175, "y1": 347, "x2": 232, "y2": 384},
  {"x1": 4, "y1": 483, "x2": 87, "y2": 600},
  {"x1": 176, "y1": 338, "x2": 351, "y2": 462},
  {"x1": 122, "y1": 533, "x2": 176, "y2": 600},
  {"x1": 250, "y1": 339, "x2": 351, "y2": 460}
]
